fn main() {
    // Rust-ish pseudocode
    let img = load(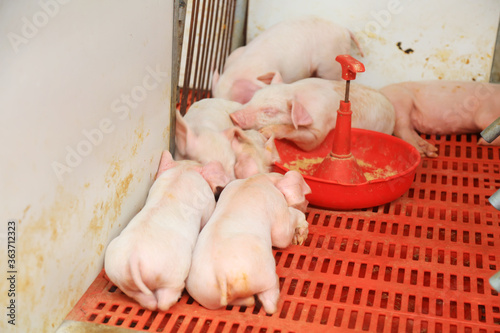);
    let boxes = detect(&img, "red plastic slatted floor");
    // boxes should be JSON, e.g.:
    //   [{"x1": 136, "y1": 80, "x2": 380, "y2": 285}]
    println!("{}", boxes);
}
[{"x1": 65, "y1": 133, "x2": 500, "y2": 333}]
